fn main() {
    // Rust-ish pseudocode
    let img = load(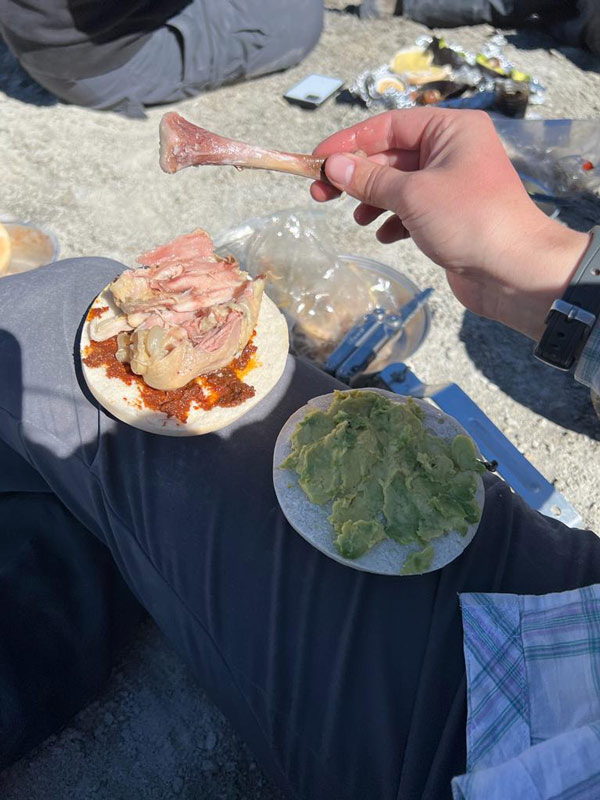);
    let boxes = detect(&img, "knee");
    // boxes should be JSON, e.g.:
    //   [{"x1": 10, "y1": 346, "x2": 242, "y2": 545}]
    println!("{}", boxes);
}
[
  {"x1": 402, "y1": 0, "x2": 495, "y2": 27},
  {"x1": 265, "y1": 0, "x2": 323, "y2": 69},
  {"x1": 48, "y1": 256, "x2": 126, "y2": 303},
  {"x1": 34, "y1": 256, "x2": 123, "y2": 287},
  {"x1": 301, "y1": 0, "x2": 324, "y2": 55},
  {"x1": 0, "y1": 257, "x2": 125, "y2": 318},
  {"x1": 7, "y1": 256, "x2": 123, "y2": 280},
  {"x1": 290, "y1": 0, "x2": 324, "y2": 59}
]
